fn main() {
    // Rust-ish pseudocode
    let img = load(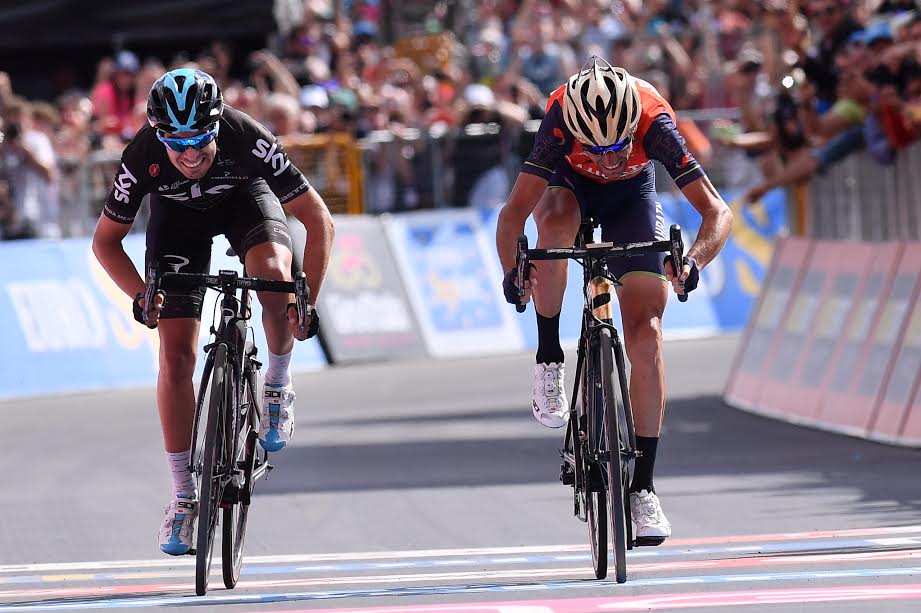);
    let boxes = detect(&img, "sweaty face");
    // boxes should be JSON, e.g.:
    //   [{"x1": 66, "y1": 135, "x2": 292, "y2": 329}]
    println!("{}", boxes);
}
[{"x1": 163, "y1": 132, "x2": 217, "y2": 179}]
